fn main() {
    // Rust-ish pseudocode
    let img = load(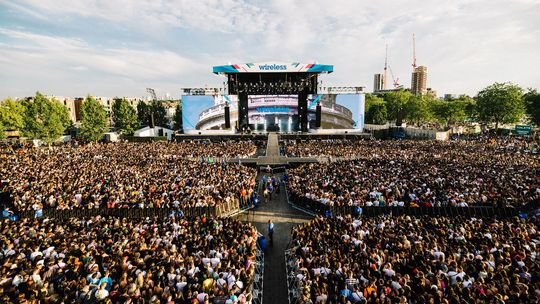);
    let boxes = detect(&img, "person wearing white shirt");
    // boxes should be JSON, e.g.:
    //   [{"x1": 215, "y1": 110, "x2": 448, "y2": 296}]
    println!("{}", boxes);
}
[
  {"x1": 350, "y1": 287, "x2": 364, "y2": 302},
  {"x1": 196, "y1": 292, "x2": 208, "y2": 303}
]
